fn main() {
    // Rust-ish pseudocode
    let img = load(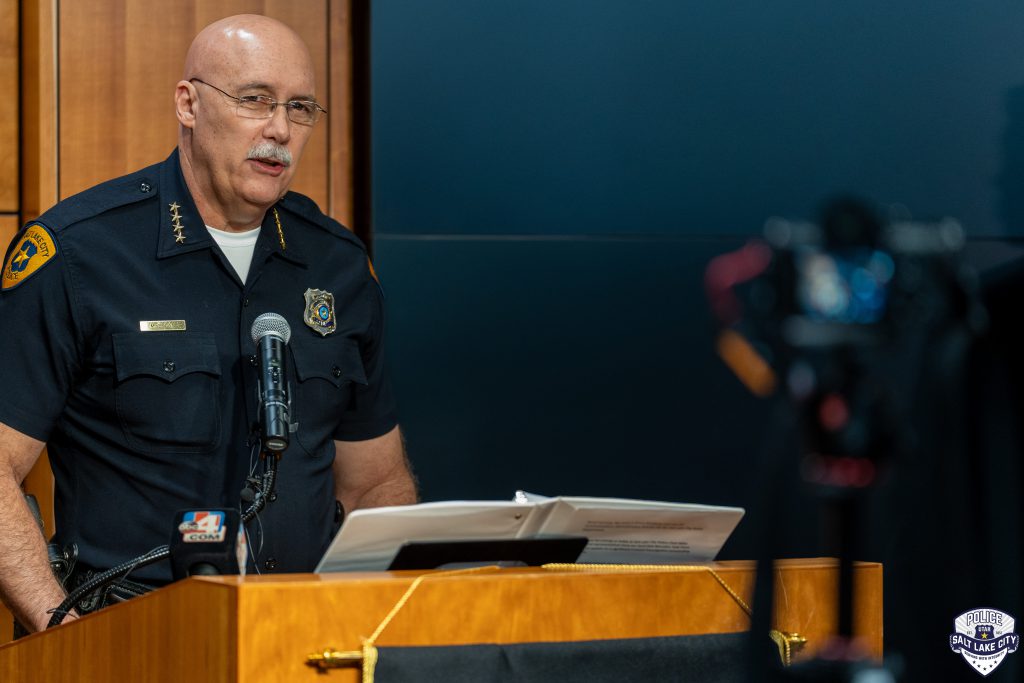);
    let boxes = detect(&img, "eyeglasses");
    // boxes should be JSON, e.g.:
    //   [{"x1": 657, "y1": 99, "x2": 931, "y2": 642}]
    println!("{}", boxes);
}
[{"x1": 190, "y1": 78, "x2": 326, "y2": 126}]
